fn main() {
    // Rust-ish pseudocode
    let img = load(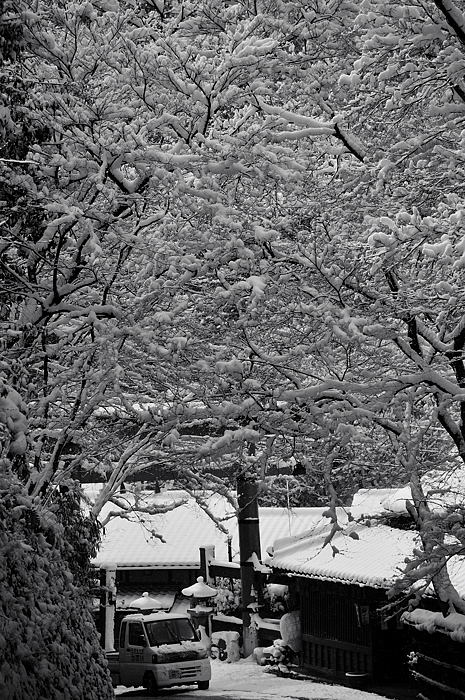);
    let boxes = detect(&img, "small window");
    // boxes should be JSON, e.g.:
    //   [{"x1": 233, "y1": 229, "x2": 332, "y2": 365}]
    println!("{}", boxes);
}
[{"x1": 128, "y1": 622, "x2": 146, "y2": 647}]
